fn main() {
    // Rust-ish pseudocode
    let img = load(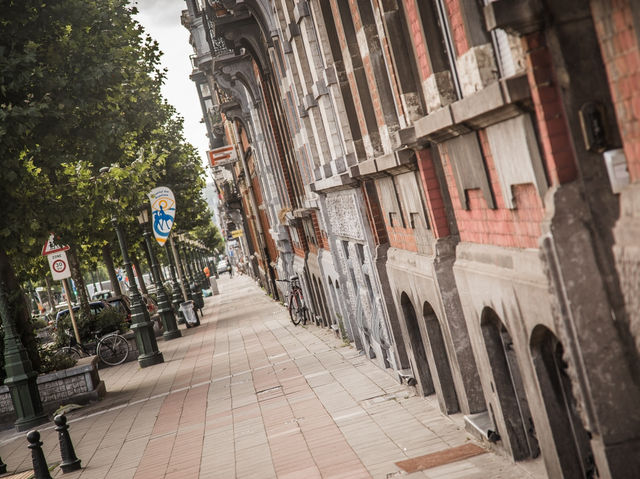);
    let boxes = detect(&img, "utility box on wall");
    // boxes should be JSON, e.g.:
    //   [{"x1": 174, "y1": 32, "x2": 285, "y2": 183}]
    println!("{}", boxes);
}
[{"x1": 603, "y1": 148, "x2": 630, "y2": 194}]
